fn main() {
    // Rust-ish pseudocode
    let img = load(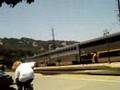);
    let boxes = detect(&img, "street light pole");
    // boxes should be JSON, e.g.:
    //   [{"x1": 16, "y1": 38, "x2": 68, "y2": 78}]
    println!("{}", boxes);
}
[{"x1": 103, "y1": 30, "x2": 111, "y2": 63}]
